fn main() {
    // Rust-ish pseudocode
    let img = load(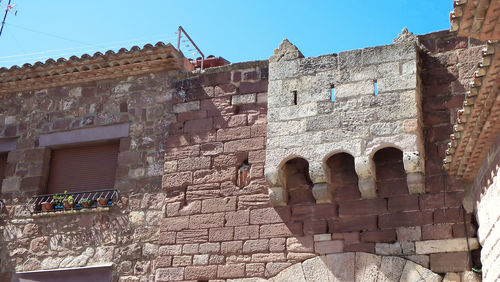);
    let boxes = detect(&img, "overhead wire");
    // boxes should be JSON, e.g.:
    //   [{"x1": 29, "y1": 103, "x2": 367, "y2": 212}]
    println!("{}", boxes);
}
[
  {"x1": 0, "y1": 32, "x2": 177, "y2": 59},
  {"x1": 4, "y1": 22, "x2": 88, "y2": 45},
  {"x1": 0, "y1": 34, "x2": 178, "y2": 65}
]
